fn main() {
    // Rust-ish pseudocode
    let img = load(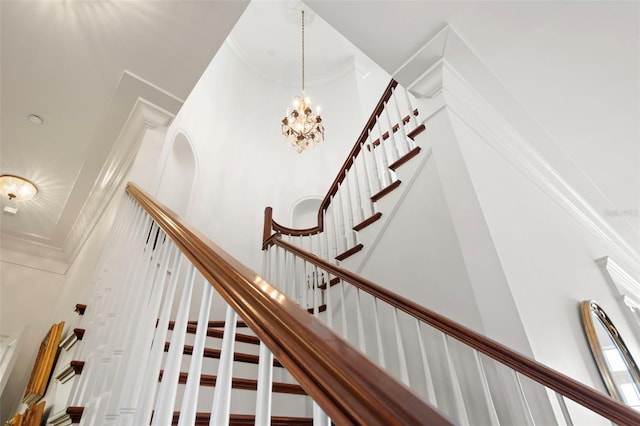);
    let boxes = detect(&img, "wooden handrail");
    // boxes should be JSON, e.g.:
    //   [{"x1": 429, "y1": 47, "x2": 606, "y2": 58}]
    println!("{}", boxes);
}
[
  {"x1": 273, "y1": 236, "x2": 640, "y2": 426},
  {"x1": 126, "y1": 182, "x2": 452, "y2": 426},
  {"x1": 266, "y1": 79, "x2": 400, "y2": 242}
]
